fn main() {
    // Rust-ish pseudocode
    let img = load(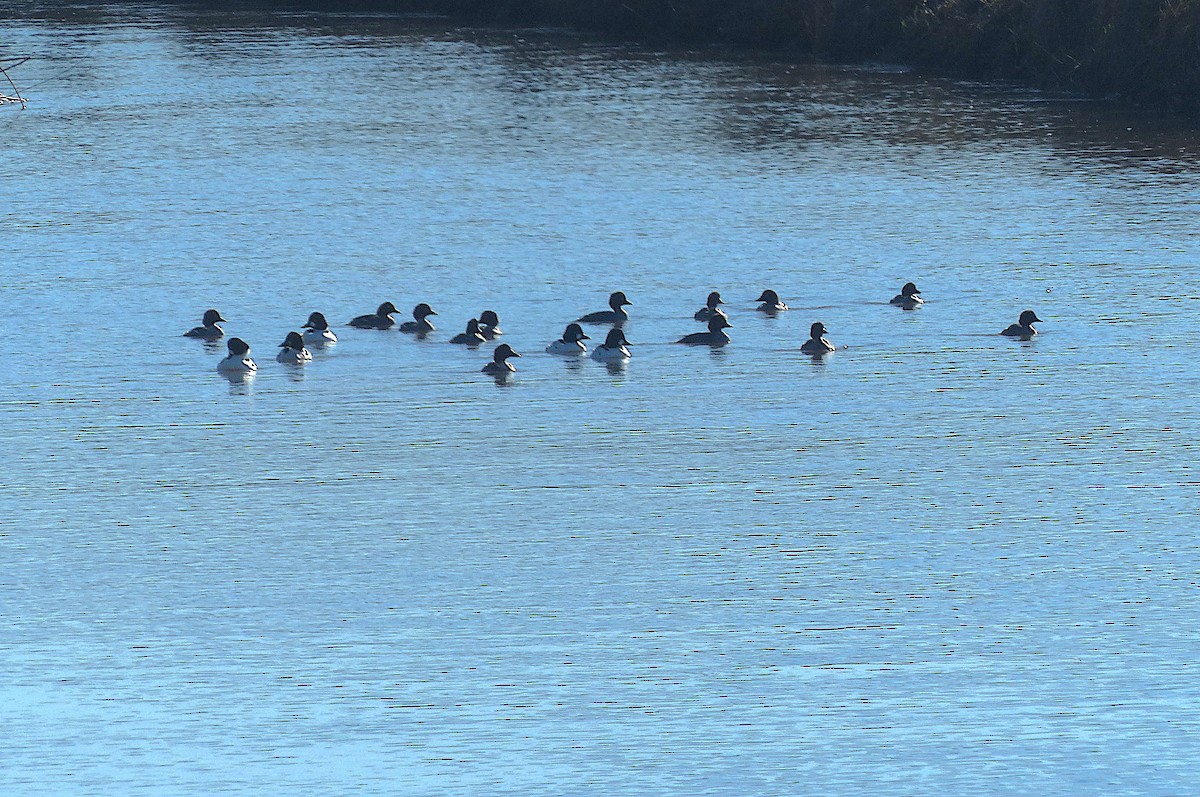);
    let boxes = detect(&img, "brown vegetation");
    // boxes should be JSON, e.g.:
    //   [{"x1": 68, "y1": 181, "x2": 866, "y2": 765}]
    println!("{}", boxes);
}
[
  {"x1": 903, "y1": 1, "x2": 1200, "y2": 112},
  {"x1": 389, "y1": 0, "x2": 1200, "y2": 113}
]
